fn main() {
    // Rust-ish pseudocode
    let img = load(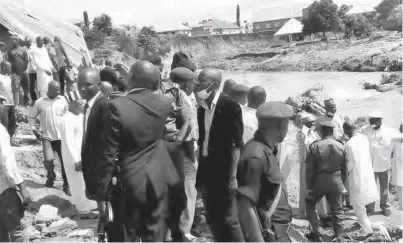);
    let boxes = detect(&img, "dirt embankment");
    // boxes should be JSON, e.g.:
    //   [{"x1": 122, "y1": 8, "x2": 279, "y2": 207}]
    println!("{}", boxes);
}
[
  {"x1": 173, "y1": 31, "x2": 402, "y2": 72},
  {"x1": 13, "y1": 106, "x2": 403, "y2": 242}
]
